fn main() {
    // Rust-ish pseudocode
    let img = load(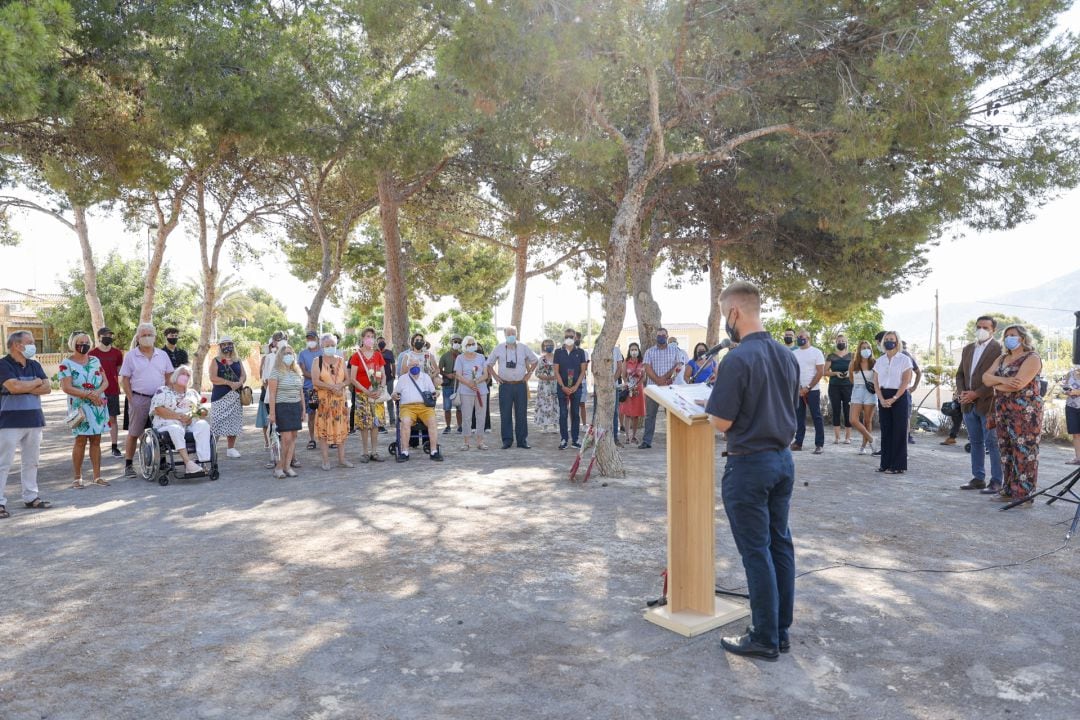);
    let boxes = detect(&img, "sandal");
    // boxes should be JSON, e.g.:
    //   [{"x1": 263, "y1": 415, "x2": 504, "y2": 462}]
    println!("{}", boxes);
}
[
  {"x1": 477, "y1": 443, "x2": 488, "y2": 450},
  {"x1": 0, "y1": 505, "x2": 8, "y2": 519},
  {"x1": 92, "y1": 478, "x2": 110, "y2": 487},
  {"x1": 461, "y1": 444, "x2": 470, "y2": 451},
  {"x1": 307, "y1": 440, "x2": 317, "y2": 450},
  {"x1": 71, "y1": 479, "x2": 86, "y2": 490},
  {"x1": 24, "y1": 498, "x2": 52, "y2": 509}
]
